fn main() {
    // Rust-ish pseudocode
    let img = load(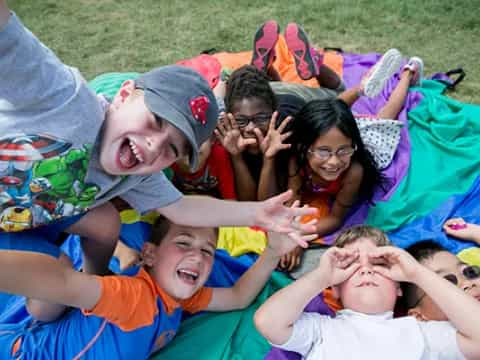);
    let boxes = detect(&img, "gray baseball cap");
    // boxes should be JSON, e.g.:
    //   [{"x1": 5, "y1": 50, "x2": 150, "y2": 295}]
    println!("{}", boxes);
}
[{"x1": 135, "y1": 65, "x2": 219, "y2": 170}]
